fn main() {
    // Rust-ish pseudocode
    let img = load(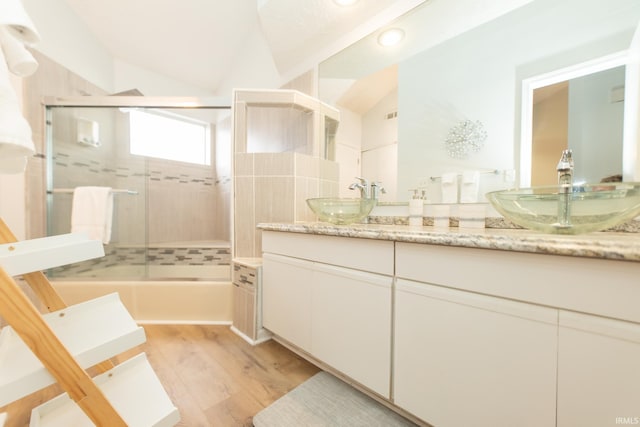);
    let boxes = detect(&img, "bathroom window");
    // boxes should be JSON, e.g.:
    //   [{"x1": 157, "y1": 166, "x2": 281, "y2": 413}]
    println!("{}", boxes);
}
[{"x1": 129, "y1": 109, "x2": 211, "y2": 165}]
